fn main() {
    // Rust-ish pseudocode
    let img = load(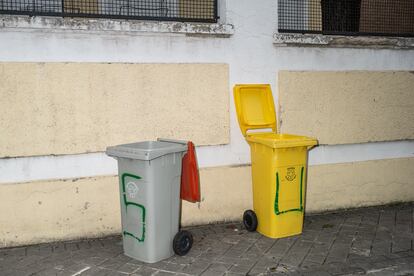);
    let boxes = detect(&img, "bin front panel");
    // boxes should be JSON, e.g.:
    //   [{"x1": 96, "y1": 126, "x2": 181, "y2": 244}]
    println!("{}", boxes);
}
[
  {"x1": 115, "y1": 153, "x2": 183, "y2": 263},
  {"x1": 250, "y1": 143, "x2": 309, "y2": 239},
  {"x1": 275, "y1": 165, "x2": 304, "y2": 215}
]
